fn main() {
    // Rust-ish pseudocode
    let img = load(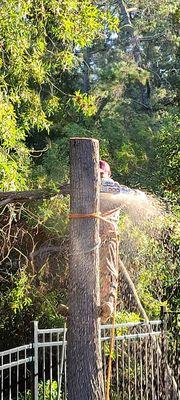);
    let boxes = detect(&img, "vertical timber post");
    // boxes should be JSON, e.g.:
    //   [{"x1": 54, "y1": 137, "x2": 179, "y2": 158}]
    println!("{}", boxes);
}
[
  {"x1": 33, "y1": 321, "x2": 38, "y2": 400},
  {"x1": 67, "y1": 138, "x2": 104, "y2": 400},
  {"x1": 160, "y1": 306, "x2": 168, "y2": 400}
]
